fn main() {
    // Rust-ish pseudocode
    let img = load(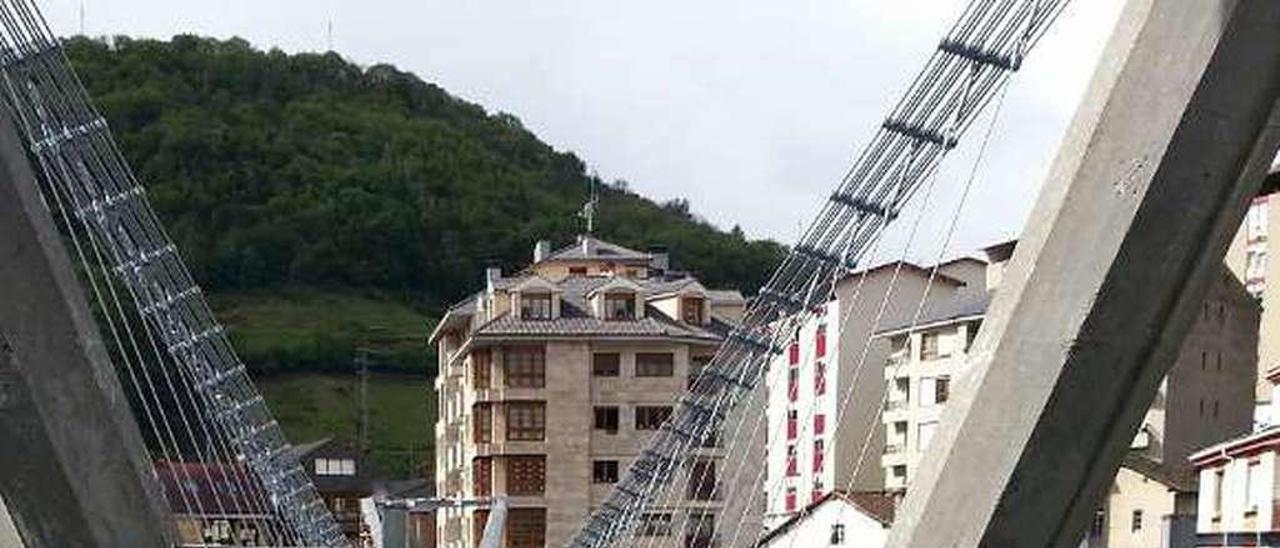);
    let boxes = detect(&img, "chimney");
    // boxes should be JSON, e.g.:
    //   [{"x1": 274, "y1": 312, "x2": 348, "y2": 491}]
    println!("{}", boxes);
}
[
  {"x1": 534, "y1": 240, "x2": 552, "y2": 263},
  {"x1": 485, "y1": 262, "x2": 502, "y2": 284},
  {"x1": 581, "y1": 235, "x2": 596, "y2": 256},
  {"x1": 648, "y1": 245, "x2": 670, "y2": 273}
]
